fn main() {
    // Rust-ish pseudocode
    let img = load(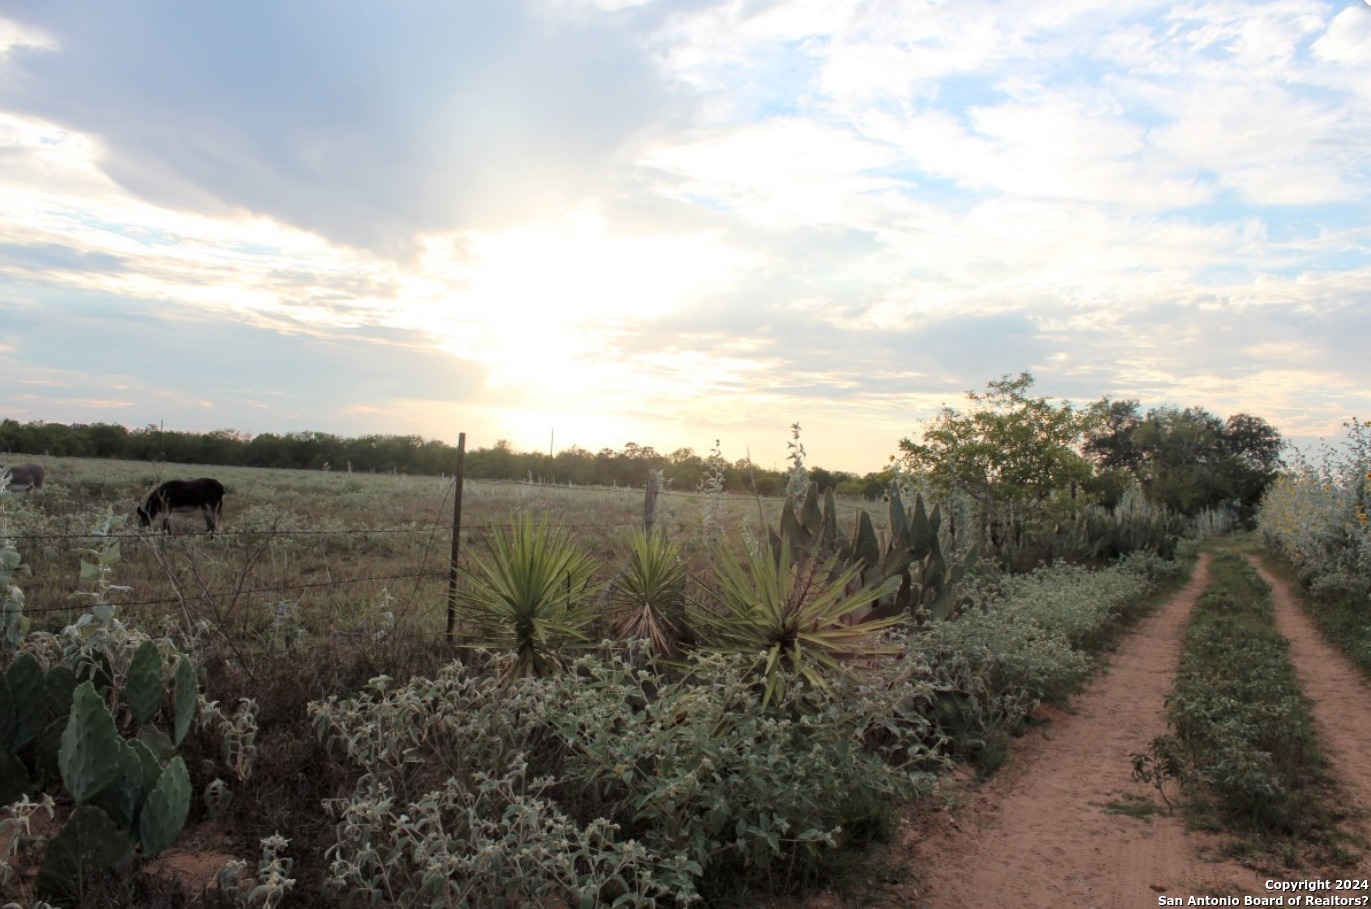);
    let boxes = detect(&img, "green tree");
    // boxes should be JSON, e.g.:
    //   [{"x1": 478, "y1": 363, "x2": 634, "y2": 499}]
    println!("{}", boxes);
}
[
  {"x1": 1083, "y1": 405, "x2": 1283, "y2": 526},
  {"x1": 897, "y1": 372, "x2": 1093, "y2": 521},
  {"x1": 1083, "y1": 398, "x2": 1143, "y2": 471}
]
